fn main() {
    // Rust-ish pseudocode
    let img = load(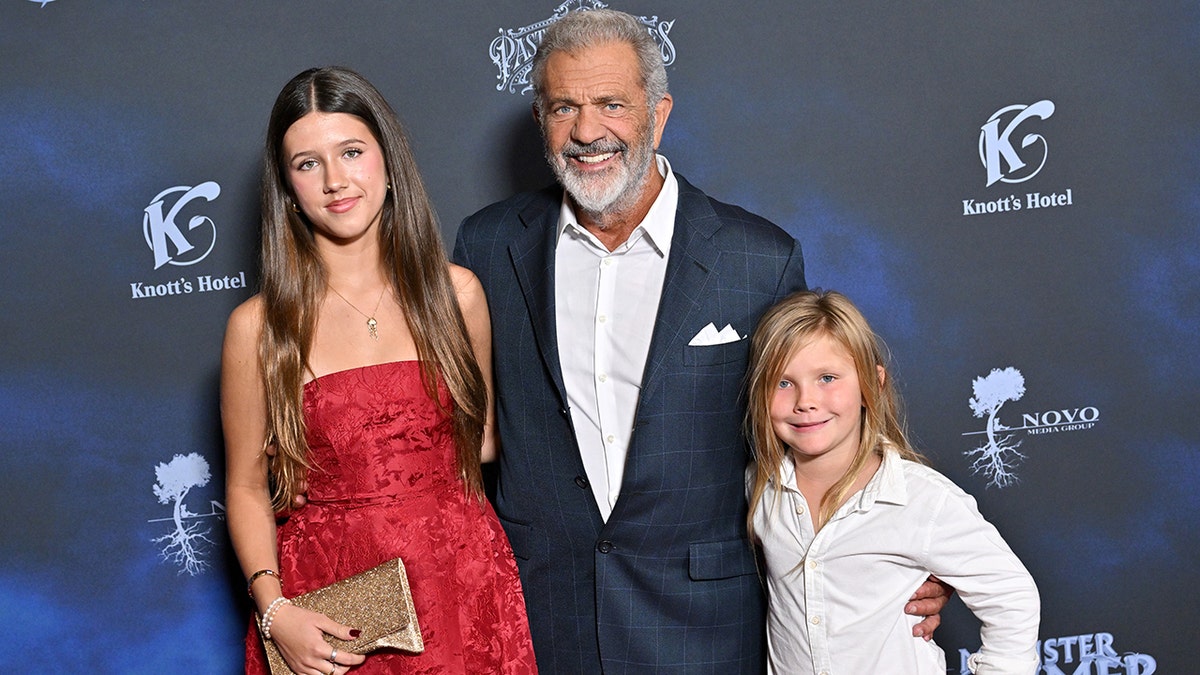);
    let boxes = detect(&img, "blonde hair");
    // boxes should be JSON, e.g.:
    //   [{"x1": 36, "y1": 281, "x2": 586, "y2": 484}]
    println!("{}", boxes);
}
[
  {"x1": 745, "y1": 290, "x2": 924, "y2": 536},
  {"x1": 258, "y1": 67, "x2": 486, "y2": 510}
]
